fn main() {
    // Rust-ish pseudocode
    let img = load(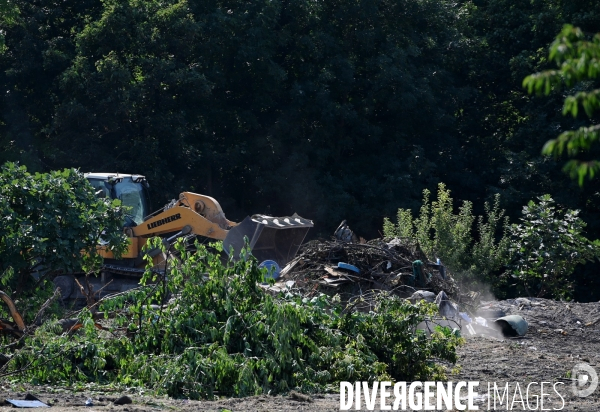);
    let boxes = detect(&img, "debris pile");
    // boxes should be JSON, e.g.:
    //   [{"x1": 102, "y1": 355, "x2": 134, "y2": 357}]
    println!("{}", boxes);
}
[
  {"x1": 275, "y1": 237, "x2": 464, "y2": 306},
  {"x1": 270, "y1": 220, "x2": 522, "y2": 337}
]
